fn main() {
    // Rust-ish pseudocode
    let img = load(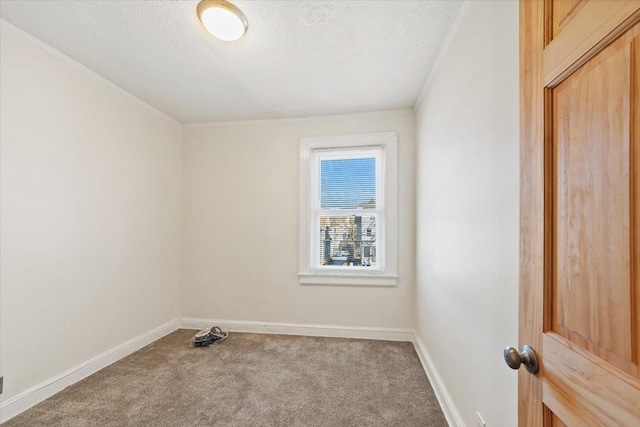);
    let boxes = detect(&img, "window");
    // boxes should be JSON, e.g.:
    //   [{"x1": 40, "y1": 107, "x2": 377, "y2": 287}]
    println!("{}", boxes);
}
[{"x1": 299, "y1": 132, "x2": 398, "y2": 286}]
